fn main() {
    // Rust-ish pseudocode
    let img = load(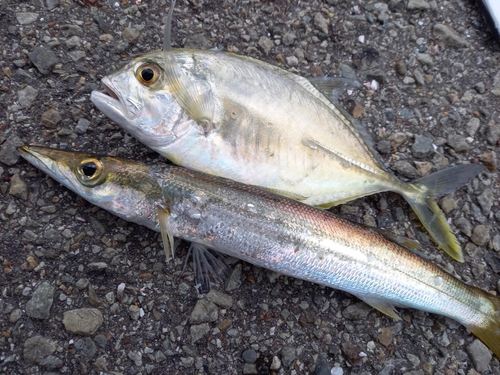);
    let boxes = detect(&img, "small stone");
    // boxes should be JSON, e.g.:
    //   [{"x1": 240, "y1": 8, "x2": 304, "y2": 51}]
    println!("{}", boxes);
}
[
  {"x1": 339, "y1": 63, "x2": 357, "y2": 80},
  {"x1": 447, "y1": 134, "x2": 470, "y2": 152},
  {"x1": 75, "y1": 278, "x2": 89, "y2": 290},
  {"x1": 466, "y1": 118, "x2": 480, "y2": 136},
  {"x1": 41, "y1": 109, "x2": 62, "y2": 128},
  {"x1": 29, "y1": 46, "x2": 58, "y2": 75},
  {"x1": 129, "y1": 305, "x2": 141, "y2": 320},
  {"x1": 414, "y1": 161, "x2": 433, "y2": 176},
  {"x1": 243, "y1": 363, "x2": 258, "y2": 374},
  {"x1": 477, "y1": 189, "x2": 494, "y2": 214},
  {"x1": 17, "y1": 85, "x2": 38, "y2": 109},
  {"x1": 270, "y1": 356, "x2": 281, "y2": 370},
  {"x1": 377, "y1": 139, "x2": 392, "y2": 154},
  {"x1": 283, "y1": 32, "x2": 296, "y2": 46},
  {"x1": 407, "y1": 353, "x2": 421, "y2": 367},
  {"x1": 26, "y1": 282, "x2": 54, "y2": 320},
  {"x1": 63, "y1": 308, "x2": 103, "y2": 335},
  {"x1": 8, "y1": 174, "x2": 28, "y2": 200},
  {"x1": 23, "y1": 336, "x2": 56, "y2": 364},
  {"x1": 122, "y1": 27, "x2": 140, "y2": 43},
  {"x1": 281, "y1": 346, "x2": 296, "y2": 367},
  {"x1": 286, "y1": 55, "x2": 299, "y2": 67},
  {"x1": 407, "y1": 0, "x2": 430, "y2": 10},
  {"x1": 68, "y1": 50, "x2": 86, "y2": 62},
  {"x1": 378, "y1": 327, "x2": 393, "y2": 347},
  {"x1": 479, "y1": 151, "x2": 497, "y2": 172},
  {"x1": 9, "y1": 309, "x2": 23, "y2": 323},
  {"x1": 485, "y1": 253, "x2": 500, "y2": 273},
  {"x1": 206, "y1": 289, "x2": 233, "y2": 308},
  {"x1": 341, "y1": 342, "x2": 362, "y2": 364},
  {"x1": 75, "y1": 118, "x2": 90, "y2": 134},
  {"x1": 258, "y1": 36, "x2": 274, "y2": 55},
  {"x1": 16, "y1": 12, "x2": 38, "y2": 25},
  {"x1": 391, "y1": 160, "x2": 419, "y2": 179},
  {"x1": 74, "y1": 337, "x2": 97, "y2": 362},
  {"x1": 46, "y1": 0, "x2": 60, "y2": 10},
  {"x1": 492, "y1": 234, "x2": 500, "y2": 252},
  {"x1": 225, "y1": 263, "x2": 242, "y2": 291},
  {"x1": 0, "y1": 134, "x2": 24, "y2": 166},
  {"x1": 412, "y1": 135, "x2": 434, "y2": 158},
  {"x1": 417, "y1": 53, "x2": 433, "y2": 66},
  {"x1": 242, "y1": 349, "x2": 257, "y2": 363},
  {"x1": 184, "y1": 33, "x2": 212, "y2": 49},
  {"x1": 486, "y1": 125, "x2": 500, "y2": 145},
  {"x1": 491, "y1": 70, "x2": 500, "y2": 96},
  {"x1": 454, "y1": 217, "x2": 472, "y2": 237},
  {"x1": 439, "y1": 195, "x2": 457, "y2": 214},
  {"x1": 128, "y1": 350, "x2": 143, "y2": 367},
  {"x1": 403, "y1": 76, "x2": 416, "y2": 85},
  {"x1": 342, "y1": 302, "x2": 372, "y2": 320},
  {"x1": 39, "y1": 355, "x2": 63, "y2": 369},
  {"x1": 396, "y1": 60, "x2": 407, "y2": 76},
  {"x1": 314, "y1": 12, "x2": 329, "y2": 34},
  {"x1": 433, "y1": 24, "x2": 469, "y2": 49},
  {"x1": 61, "y1": 24, "x2": 83, "y2": 37},
  {"x1": 314, "y1": 359, "x2": 331, "y2": 375},
  {"x1": 352, "y1": 104, "x2": 364, "y2": 119},
  {"x1": 189, "y1": 299, "x2": 218, "y2": 323},
  {"x1": 471, "y1": 225, "x2": 490, "y2": 246},
  {"x1": 65, "y1": 35, "x2": 81, "y2": 49},
  {"x1": 474, "y1": 82, "x2": 485, "y2": 94},
  {"x1": 466, "y1": 339, "x2": 492, "y2": 373},
  {"x1": 413, "y1": 69, "x2": 425, "y2": 86},
  {"x1": 190, "y1": 323, "x2": 210, "y2": 343}
]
